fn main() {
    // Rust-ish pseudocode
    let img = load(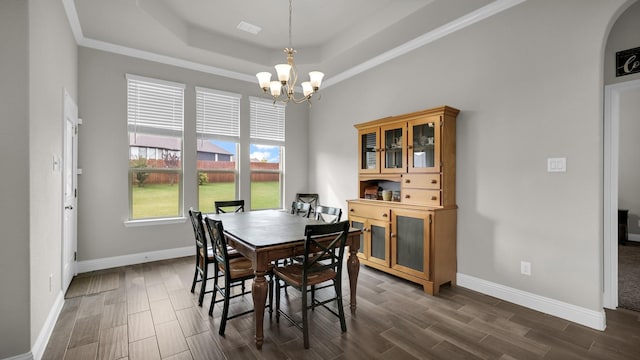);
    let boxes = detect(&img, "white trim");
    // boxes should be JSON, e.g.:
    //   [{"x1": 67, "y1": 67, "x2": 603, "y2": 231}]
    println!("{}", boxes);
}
[
  {"x1": 3, "y1": 352, "x2": 32, "y2": 360},
  {"x1": 457, "y1": 273, "x2": 606, "y2": 331},
  {"x1": 30, "y1": 291, "x2": 64, "y2": 360},
  {"x1": 77, "y1": 246, "x2": 193, "y2": 273},
  {"x1": 126, "y1": 73, "x2": 186, "y2": 89},
  {"x1": 62, "y1": 0, "x2": 525, "y2": 88},
  {"x1": 194, "y1": 86, "x2": 242, "y2": 99},
  {"x1": 124, "y1": 217, "x2": 187, "y2": 228},
  {"x1": 603, "y1": 78, "x2": 640, "y2": 309}
]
